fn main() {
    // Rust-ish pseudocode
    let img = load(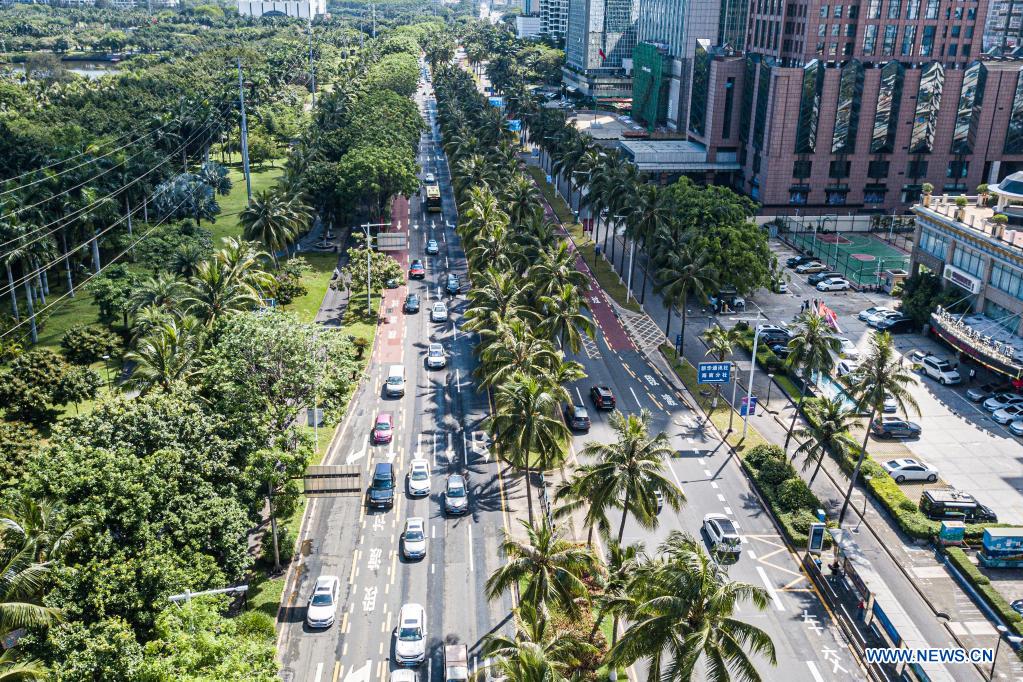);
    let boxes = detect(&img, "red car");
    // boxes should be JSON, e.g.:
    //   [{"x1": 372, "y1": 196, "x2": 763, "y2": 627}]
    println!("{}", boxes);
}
[
  {"x1": 590, "y1": 386, "x2": 616, "y2": 410},
  {"x1": 408, "y1": 259, "x2": 426, "y2": 279},
  {"x1": 372, "y1": 412, "x2": 394, "y2": 444}
]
